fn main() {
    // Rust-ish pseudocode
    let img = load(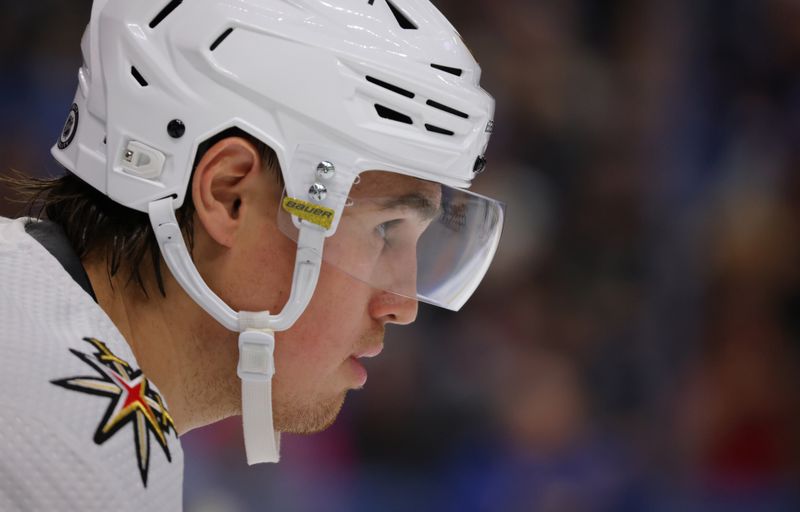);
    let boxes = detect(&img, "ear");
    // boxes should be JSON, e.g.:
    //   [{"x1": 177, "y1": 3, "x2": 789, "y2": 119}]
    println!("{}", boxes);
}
[{"x1": 192, "y1": 137, "x2": 262, "y2": 248}]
